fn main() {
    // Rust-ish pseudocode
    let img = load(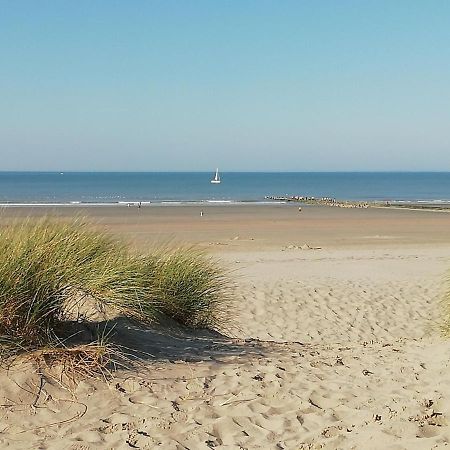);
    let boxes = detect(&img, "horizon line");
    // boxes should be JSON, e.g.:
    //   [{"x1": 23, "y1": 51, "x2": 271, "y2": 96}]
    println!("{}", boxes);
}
[{"x1": 1, "y1": 170, "x2": 450, "y2": 174}]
